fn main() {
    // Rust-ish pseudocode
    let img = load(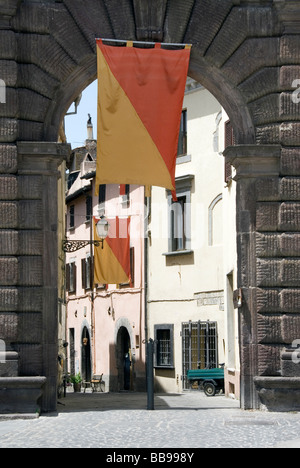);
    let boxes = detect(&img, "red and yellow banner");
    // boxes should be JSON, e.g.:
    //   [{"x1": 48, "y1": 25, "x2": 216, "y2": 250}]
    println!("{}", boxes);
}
[
  {"x1": 94, "y1": 217, "x2": 131, "y2": 285},
  {"x1": 95, "y1": 39, "x2": 191, "y2": 195}
]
